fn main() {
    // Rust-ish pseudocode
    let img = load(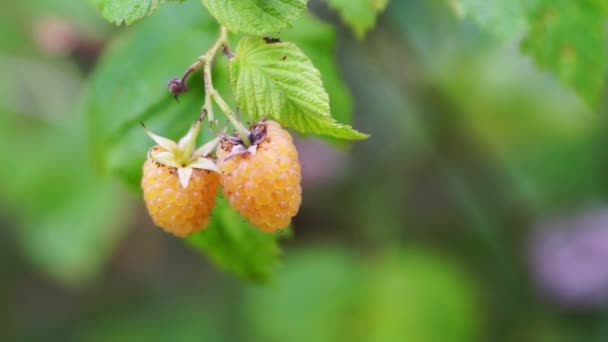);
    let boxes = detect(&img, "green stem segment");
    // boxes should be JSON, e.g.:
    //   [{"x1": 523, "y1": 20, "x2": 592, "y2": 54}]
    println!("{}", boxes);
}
[
  {"x1": 201, "y1": 26, "x2": 252, "y2": 146},
  {"x1": 213, "y1": 91, "x2": 251, "y2": 146}
]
